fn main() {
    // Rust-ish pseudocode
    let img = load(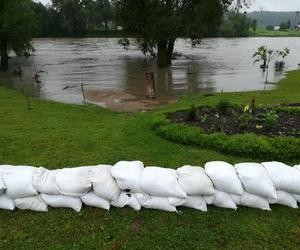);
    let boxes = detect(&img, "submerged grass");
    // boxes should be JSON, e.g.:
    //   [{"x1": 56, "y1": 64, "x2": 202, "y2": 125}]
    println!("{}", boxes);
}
[{"x1": 0, "y1": 71, "x2": 300, "y2": 249}]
